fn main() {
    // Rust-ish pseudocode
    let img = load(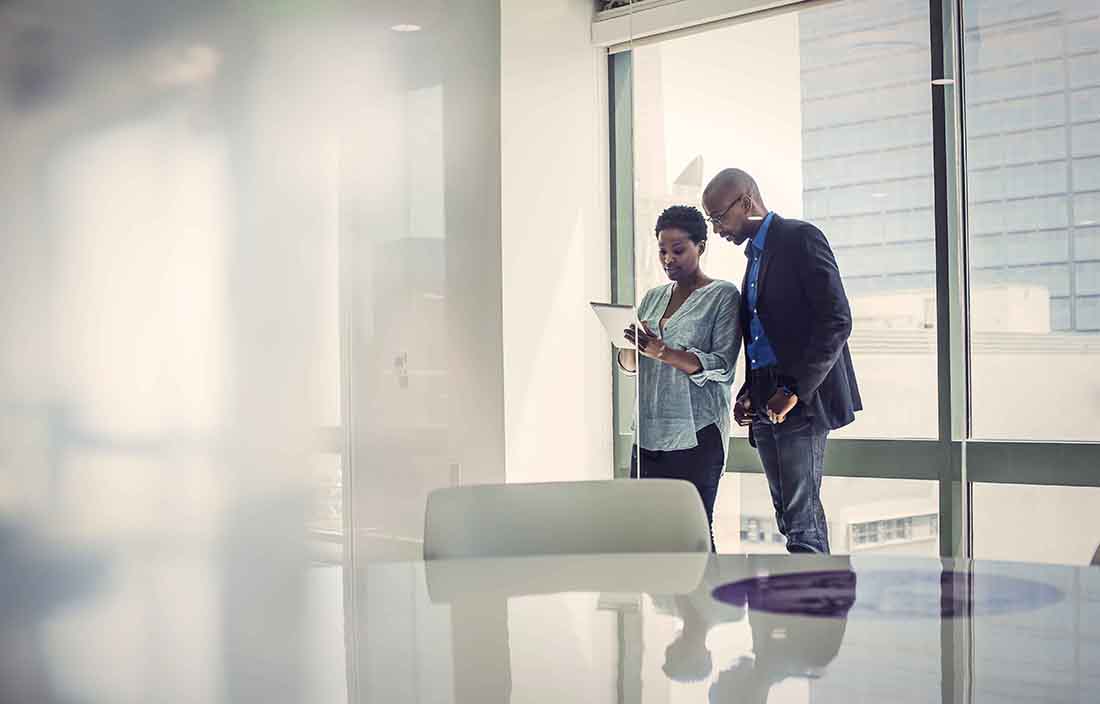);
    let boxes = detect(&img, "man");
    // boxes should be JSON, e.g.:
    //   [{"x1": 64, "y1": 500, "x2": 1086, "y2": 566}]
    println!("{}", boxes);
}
[
  {"x1": 708, "y1": 557, "x2": 856, "y2": 702},
  {"x1": 702, "y1": 168, "x2": 861, "y2": 554}
]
